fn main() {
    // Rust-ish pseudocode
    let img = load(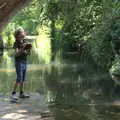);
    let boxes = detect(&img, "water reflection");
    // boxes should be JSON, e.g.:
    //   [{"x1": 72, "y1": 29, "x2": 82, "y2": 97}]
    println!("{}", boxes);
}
[
  {"x1": 0, "y1": 49, "x2": 119, "y2": 120},
  {"x1": 53, "y1": 105, "x2": 120, "y2": 120}
]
